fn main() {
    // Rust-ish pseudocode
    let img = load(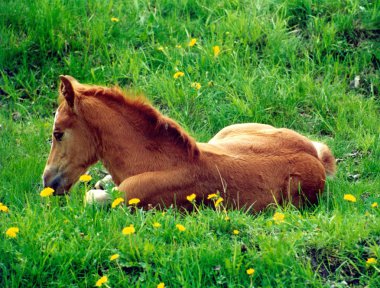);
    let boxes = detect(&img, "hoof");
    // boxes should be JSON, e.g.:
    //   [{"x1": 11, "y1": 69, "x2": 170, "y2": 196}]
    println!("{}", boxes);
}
[
  {"x1": 95, "y1": 174, "x2": 113, "y2": 190},
  {"x1": 86, "y1": 189, "x2": 111, "y2": 205}
]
